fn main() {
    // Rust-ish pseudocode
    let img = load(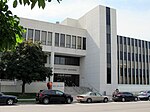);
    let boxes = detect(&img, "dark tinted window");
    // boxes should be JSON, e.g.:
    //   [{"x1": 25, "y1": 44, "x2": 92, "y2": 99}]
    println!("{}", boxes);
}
[
  {"x1": 56, "y1": 90, "x2": 64, "y2": 95},
  {"x1": 43, "y1": 90, "x2": 55, "y2": 94},
  {"x1": 83, "y1": 37, "x2": 86, "y2": 50},
  {"x1": 128, "y1": 38, "x2": 130, "y2": 45},
  {"x1": 124, "y1": 37, "x2": 126, "y2": 45}
]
